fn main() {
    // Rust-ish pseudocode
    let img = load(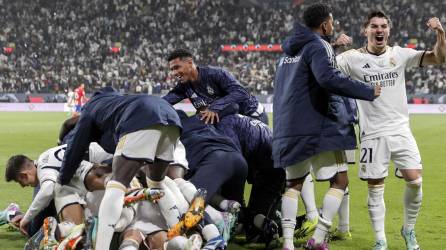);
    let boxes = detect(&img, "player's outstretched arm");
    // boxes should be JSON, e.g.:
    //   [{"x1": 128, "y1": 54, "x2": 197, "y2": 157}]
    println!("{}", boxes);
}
[
  {"x1": 422, "y1": 17, "x2": 446, "y2": 66},
  {"x1": 60, "y1": 114, "x2": 95, "y2": 185},
  {"x1": 308, "y1": 43, "x2": 379, "y2": 101},
  {"x1": 20, "y1": 180, "x2": 55, "y2": 235}
]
